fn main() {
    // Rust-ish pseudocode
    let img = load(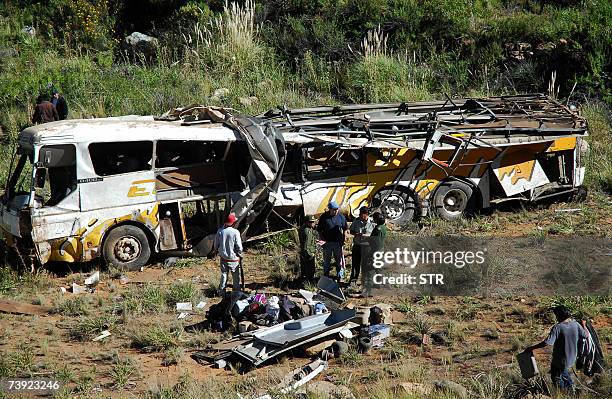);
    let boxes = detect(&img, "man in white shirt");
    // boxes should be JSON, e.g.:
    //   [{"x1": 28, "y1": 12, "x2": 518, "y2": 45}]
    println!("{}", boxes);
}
[{"x1": 213, "y1": 213, "x2": 243, "y2": 295}]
